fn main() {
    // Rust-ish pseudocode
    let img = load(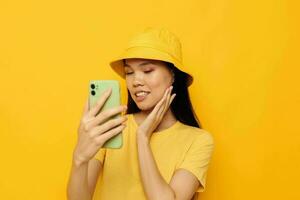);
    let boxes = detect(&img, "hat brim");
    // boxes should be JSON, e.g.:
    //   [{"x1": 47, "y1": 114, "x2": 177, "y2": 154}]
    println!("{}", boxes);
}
[{"x1": 109, "y1": 46, "x2": 193, "y2": 86}]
